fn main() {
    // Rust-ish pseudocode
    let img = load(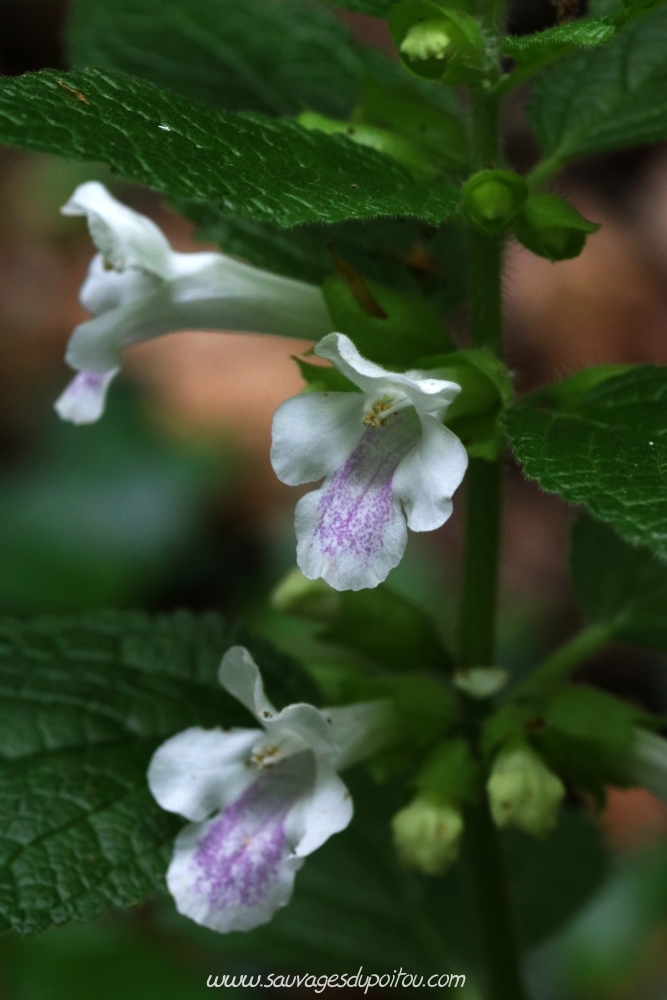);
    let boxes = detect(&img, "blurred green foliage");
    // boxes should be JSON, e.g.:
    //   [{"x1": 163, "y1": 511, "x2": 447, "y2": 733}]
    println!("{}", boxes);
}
[{"x1": 0, "y1": 389, "x2": 225, "y2": 613}]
